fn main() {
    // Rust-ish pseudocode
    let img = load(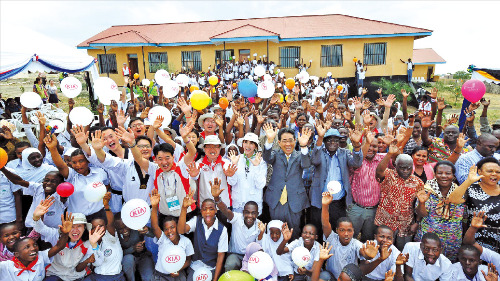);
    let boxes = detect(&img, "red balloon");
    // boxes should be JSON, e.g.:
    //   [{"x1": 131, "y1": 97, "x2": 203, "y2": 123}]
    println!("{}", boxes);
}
[{"x1": 57, "y1": 182, "x2": 74, "y2": 197}]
